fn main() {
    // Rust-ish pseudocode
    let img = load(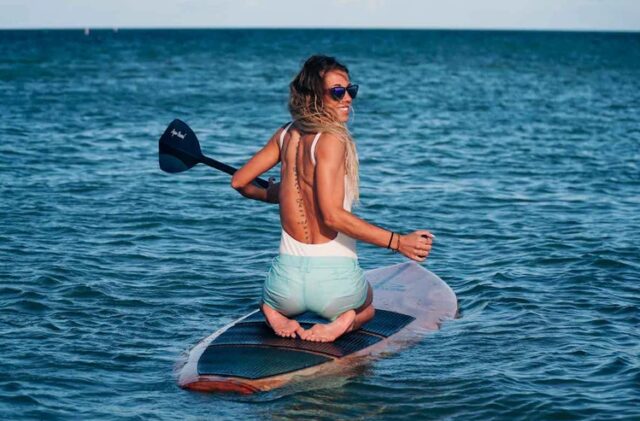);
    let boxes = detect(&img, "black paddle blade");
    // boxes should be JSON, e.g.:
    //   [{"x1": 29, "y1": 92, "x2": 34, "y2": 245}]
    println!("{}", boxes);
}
[
  {"x1": 158, "y1": 118, "x2": 270, "y2": 188},
  {"x1": 159, "y1": 119, "x2": 204, "y2": 173}
]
